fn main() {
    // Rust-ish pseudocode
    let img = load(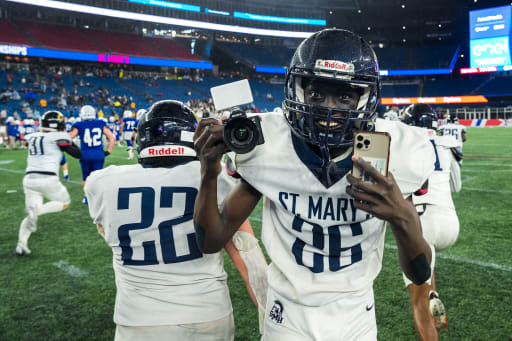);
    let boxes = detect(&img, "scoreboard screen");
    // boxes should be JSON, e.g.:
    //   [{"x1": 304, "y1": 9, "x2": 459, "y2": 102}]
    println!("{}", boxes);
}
[{"x1": 469, "y1": 5, "x2": 511, "y2": 68}]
